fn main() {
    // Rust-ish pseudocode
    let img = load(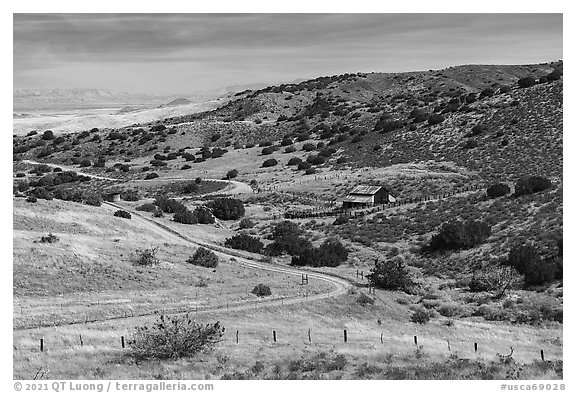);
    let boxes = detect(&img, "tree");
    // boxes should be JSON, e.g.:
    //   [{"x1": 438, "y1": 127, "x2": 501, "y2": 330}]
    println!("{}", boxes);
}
[
  {"x1": 429, "y1": 220, "x2": 491, "y2": 251},
  {"x1": 174, "y1": 209, "x2": 198, "y2": 224},
  {"x1": 486, "y1": 183, "x2": 511, "y2": 199},
  {"x1": 187, "y1": 247, "x2": 219, "y2": 268},
  {"x1": 224, "y1": 233, "x2": 264, "y2": 253},
  {"x1": 367, "y1": 258, "x2": 414, "y2": 291},
  {"x1": 207, "y1": 198, "x2": 245, "y2": 220},
  {"x1": 262, "y1": 158, "x2": 278, "y2": 167},
  {"x1": 514, "y1": 176, "x2": 552, "y2": 197},
  {"x1": 226, "y1": 169, "x2": 239, "y2": 179},
  {"x1": 469, "y1": 265, "x2": 524, "y2": 297},
  {"x1": 504, "y1": 244, "x2": 555, "y2": 286}
]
